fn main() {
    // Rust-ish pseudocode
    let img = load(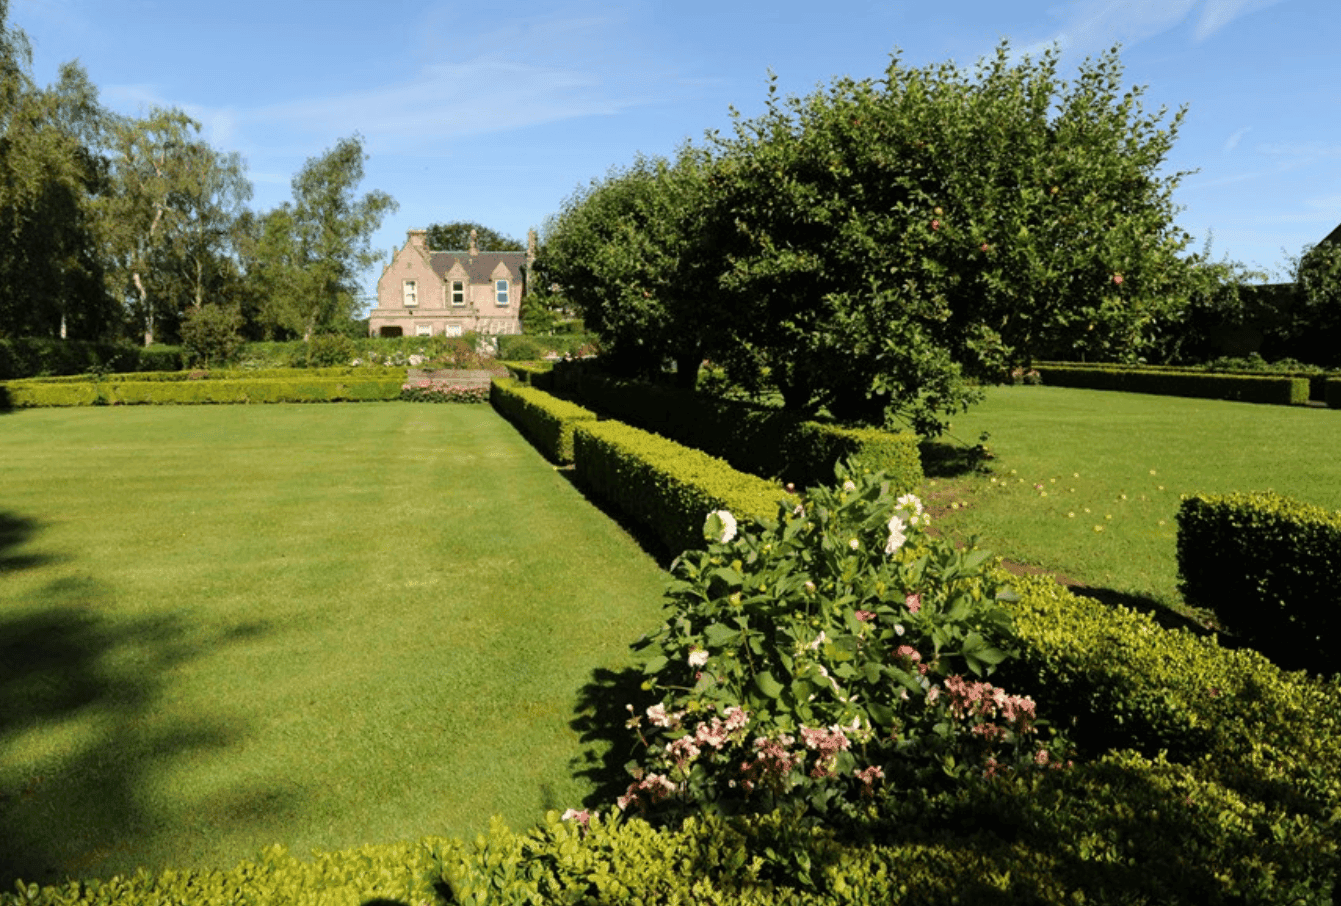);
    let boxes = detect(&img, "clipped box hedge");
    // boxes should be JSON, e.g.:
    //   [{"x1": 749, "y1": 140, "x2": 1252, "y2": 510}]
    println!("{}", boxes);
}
[
  {"x1": 1326, "y1": 377, "x2": 1341, "y2": 409},
  {"x1": 1034, "y1": 365, "x2": 1309, "y2": 405},
  {"x1": 550, "y1": 365, "x2": 922, "y2": 491},
  {"x1": 573, "y1": 419, "x2": 798, "y2": 557},
  {"x1": 489, "y1": 377, "x2": 597, "y2": 464},
  {"x1": 1176, "y1": 491, "x2": 1341, "y2": 672},
  {"x1": 0, "y1": 840, "x2": 448, "y2": 906},
  {"x1": 1002, "y1": 573, "x2": 1341, "y2": 827}
]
